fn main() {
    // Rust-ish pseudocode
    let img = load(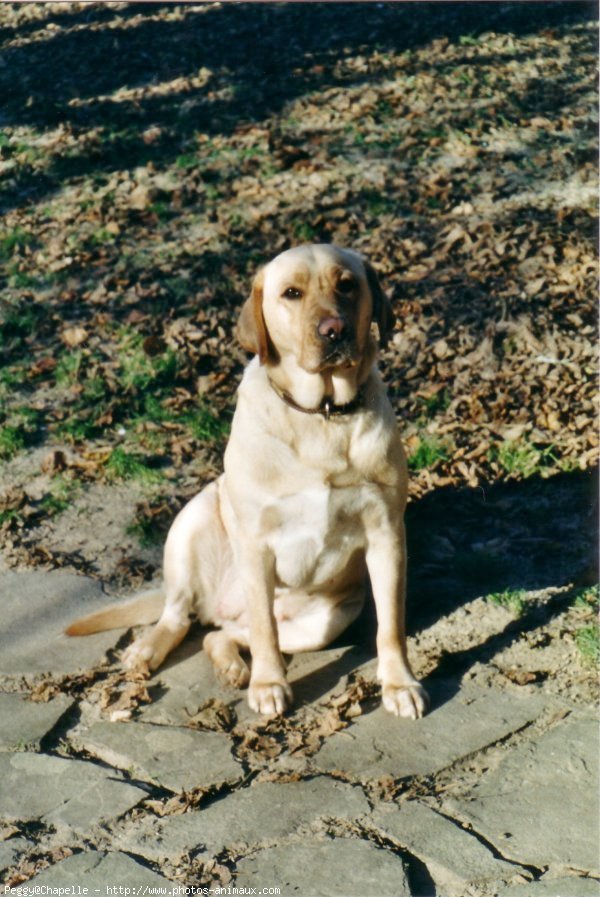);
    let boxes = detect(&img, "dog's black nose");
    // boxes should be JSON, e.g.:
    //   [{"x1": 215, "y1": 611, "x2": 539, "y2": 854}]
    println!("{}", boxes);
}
[{"x1": 317, "y1": 316, "x2": 347, "y2": 343}]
